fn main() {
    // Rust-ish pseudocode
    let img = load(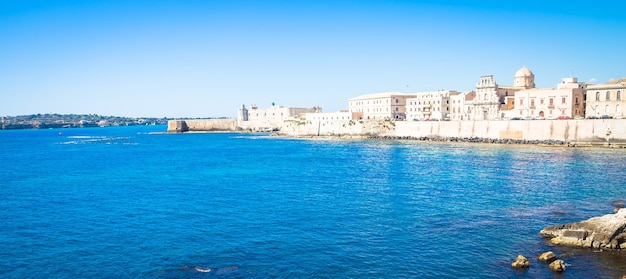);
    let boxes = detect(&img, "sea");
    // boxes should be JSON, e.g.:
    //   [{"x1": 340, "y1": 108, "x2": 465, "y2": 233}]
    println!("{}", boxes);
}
[{"x1": 1, "y1": 125, "x2": 626, "y2": 278}]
